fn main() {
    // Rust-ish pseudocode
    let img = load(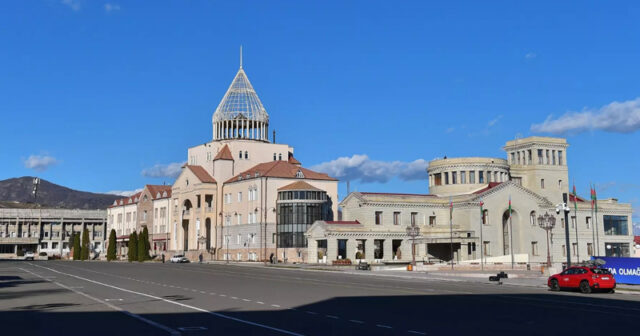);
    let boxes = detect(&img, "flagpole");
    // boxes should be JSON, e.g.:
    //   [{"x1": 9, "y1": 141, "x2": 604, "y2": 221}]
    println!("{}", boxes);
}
[
  {"x1": 590, "y1": 184, "x2": 595, "y2": 257},
  {"x1": 509, "y1": 195, "x2": 514, "y2": 270},
  {"x1": 479, "y1": 200, "x2": 484, "y2": 271},
  {"x1": 593, "y1": 188, "x2": 600, "y2": 256},
  {"x1": 449, "y1": 197, "x2": 454, "y2": 270},
  {"x1": 573, "y1": 183, "x2": 580, "y2": 262}
]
